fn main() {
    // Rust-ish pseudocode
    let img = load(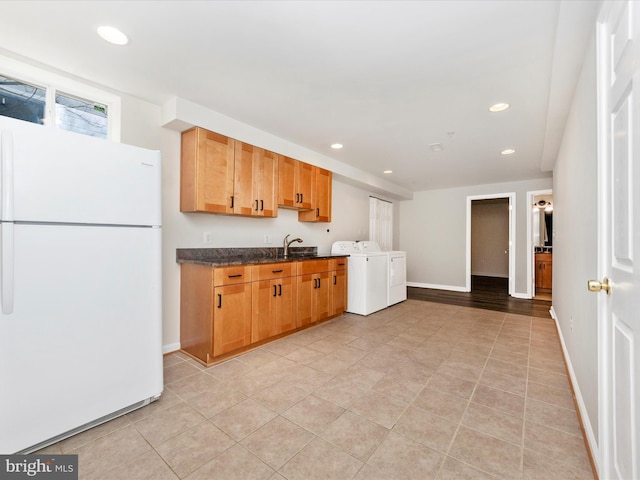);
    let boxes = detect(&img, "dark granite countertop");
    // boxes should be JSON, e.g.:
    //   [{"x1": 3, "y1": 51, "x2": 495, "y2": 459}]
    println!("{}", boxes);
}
[{"x1": 176, "y1": 247, "x2": 348, "y2": 267}]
